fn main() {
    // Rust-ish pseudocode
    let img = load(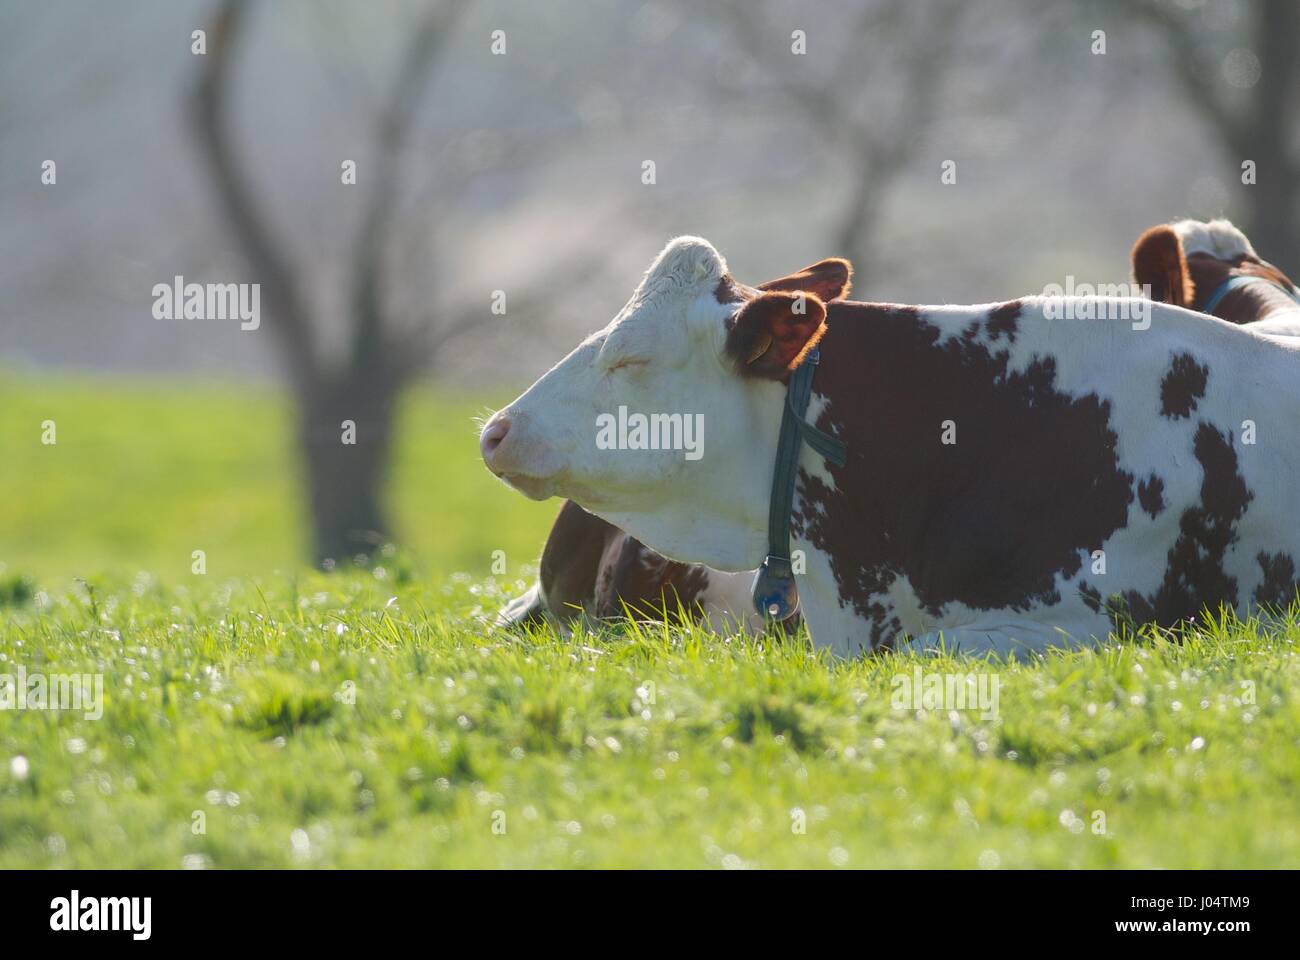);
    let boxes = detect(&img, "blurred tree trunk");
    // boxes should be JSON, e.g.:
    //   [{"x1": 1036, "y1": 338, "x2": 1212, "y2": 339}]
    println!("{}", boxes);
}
[
  {"x1": 298, "y1": 372, "x2": 399, "y2": 563},
  {"x1": 1237, "y1": 0, "x2": 1299, "y2": 276},
  {"x1": 191, "y1": 0, "x2": 465, "y2": 565}
]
